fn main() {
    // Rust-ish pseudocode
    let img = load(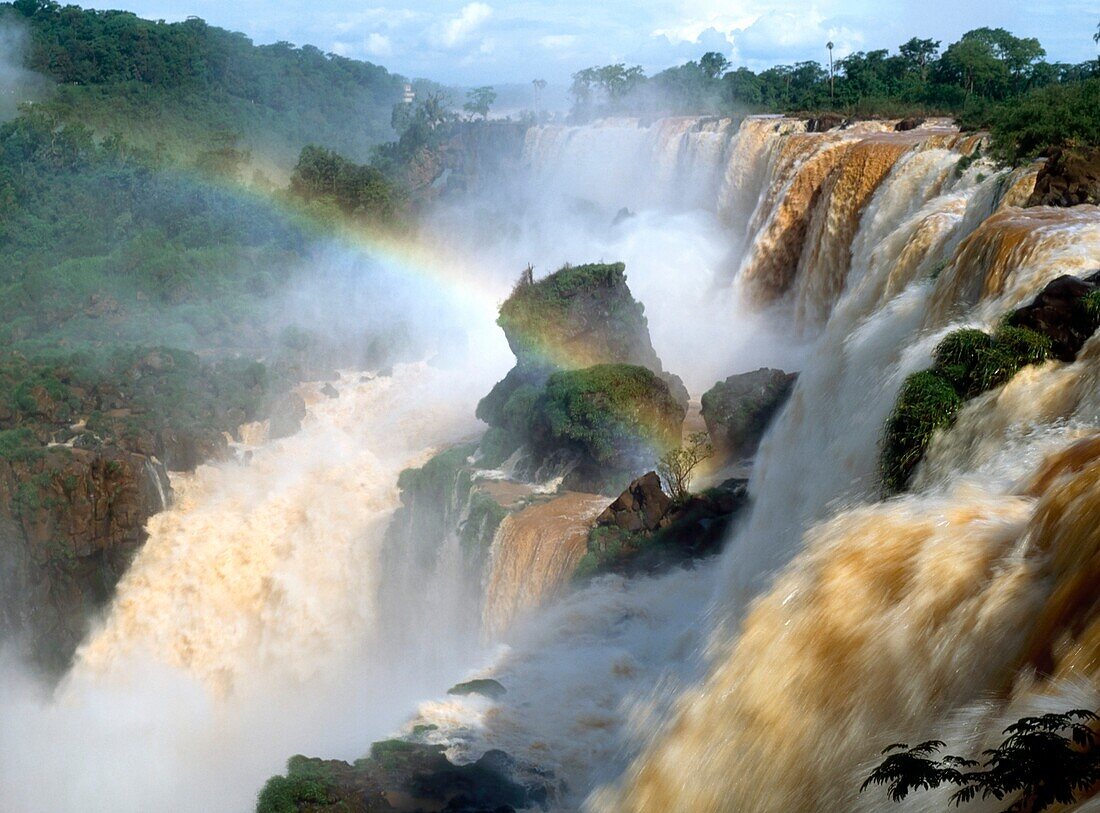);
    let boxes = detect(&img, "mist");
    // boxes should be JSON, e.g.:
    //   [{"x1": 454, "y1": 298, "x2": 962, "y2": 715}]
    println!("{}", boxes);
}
[{"x1": 0, "y1": 19, "x2": 49, "y2": 121}]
